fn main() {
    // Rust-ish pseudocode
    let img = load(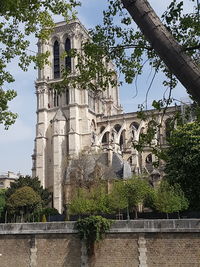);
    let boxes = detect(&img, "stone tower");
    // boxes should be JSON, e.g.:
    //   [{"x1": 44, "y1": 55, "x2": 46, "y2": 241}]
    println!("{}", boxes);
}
[
  {"x1": 32, "y1": 20, "x2": 122, "y2": 212},
  {"x1": 32, "y1": 20, "x2": 179, "y2": 213}
]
